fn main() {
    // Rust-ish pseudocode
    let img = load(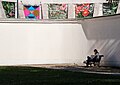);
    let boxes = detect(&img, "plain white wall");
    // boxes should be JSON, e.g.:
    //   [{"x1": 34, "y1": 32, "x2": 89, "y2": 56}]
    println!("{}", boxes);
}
[
  {"x1": 0, "y1": 15, "x2": 120, "y2": 66},
  {"x1": 0, "y1": 23, "x2": 87, "y2": 65}
]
